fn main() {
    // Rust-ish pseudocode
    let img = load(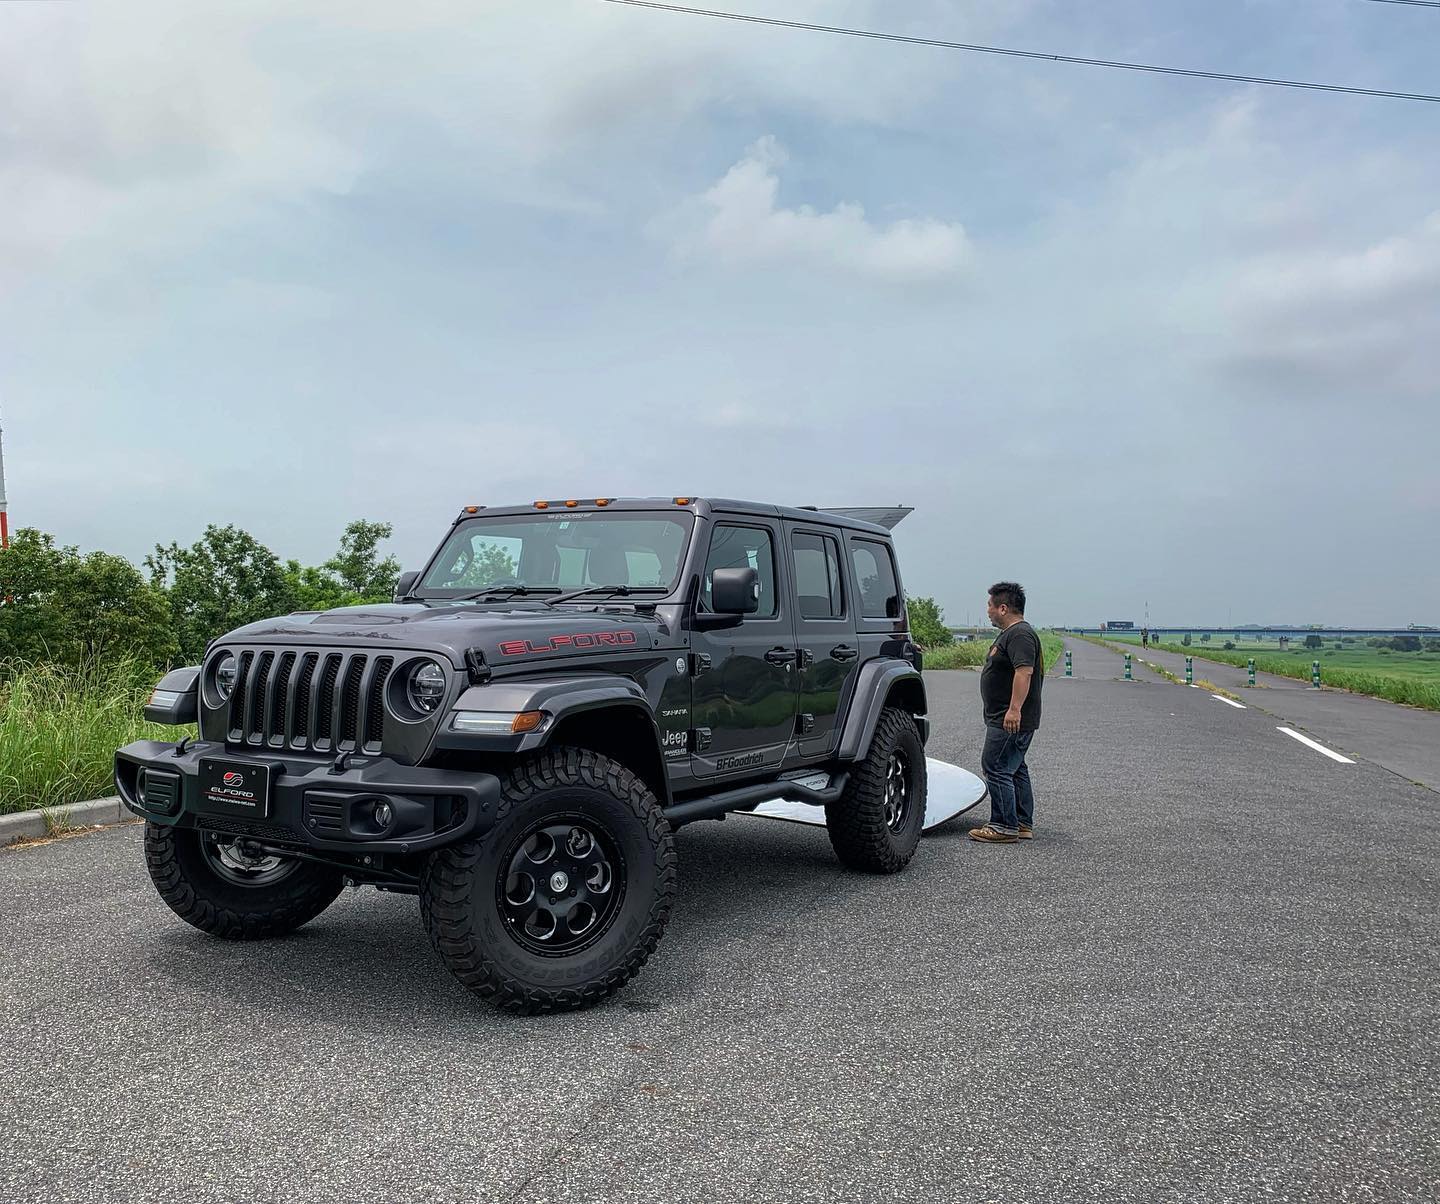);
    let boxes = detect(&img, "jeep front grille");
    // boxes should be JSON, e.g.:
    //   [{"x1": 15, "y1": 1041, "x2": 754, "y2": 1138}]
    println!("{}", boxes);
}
[{"x1": 225, "y1": 649, "x2": 395, "y2": 753}]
